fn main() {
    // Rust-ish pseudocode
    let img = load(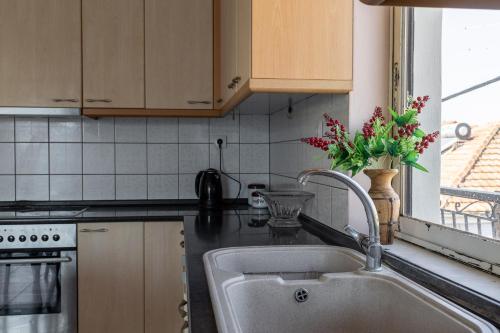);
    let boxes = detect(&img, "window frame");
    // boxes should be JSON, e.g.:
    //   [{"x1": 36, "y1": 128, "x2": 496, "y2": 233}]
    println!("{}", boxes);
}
[{"x1": 391, "y1": 7, "x2": 500, "y2": 275}]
